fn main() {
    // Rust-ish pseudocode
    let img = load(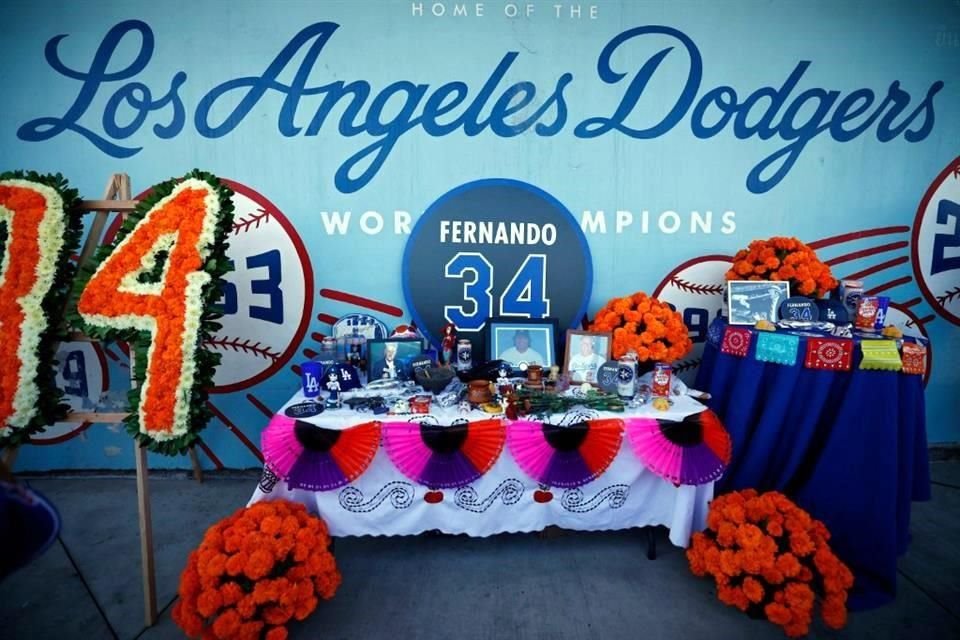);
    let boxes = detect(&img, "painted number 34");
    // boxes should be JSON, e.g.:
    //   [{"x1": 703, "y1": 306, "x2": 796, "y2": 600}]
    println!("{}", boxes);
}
[{"x1": 444, "y1": 252, "x2": 550, "y2": 330}]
